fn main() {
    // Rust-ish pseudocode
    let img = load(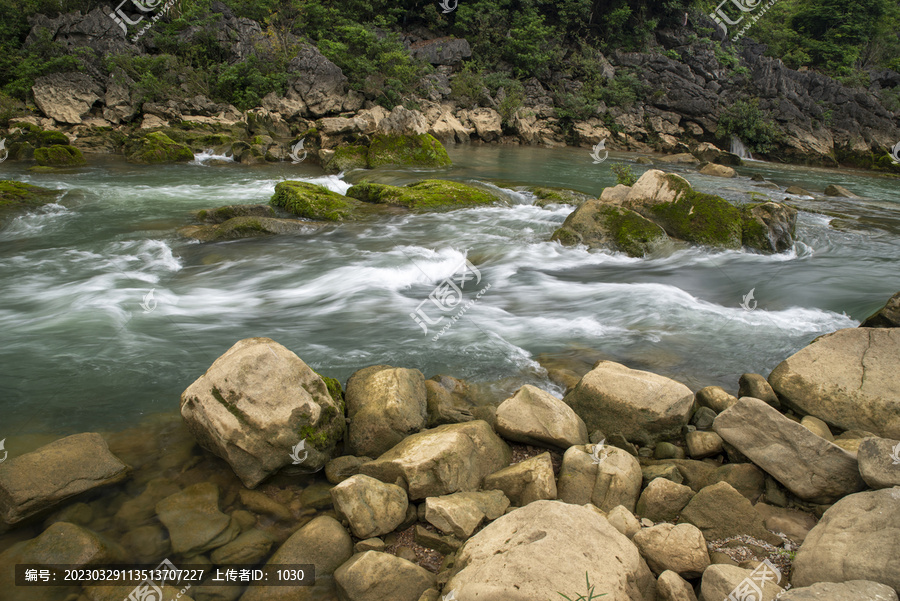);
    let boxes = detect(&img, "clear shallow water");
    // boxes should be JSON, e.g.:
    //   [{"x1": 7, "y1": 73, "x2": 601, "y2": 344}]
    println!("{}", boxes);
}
[{"x1": 1, "y1": 146, "x2": 898, "y2": 437}]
